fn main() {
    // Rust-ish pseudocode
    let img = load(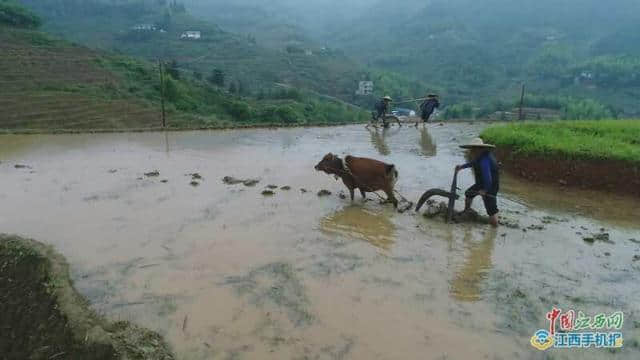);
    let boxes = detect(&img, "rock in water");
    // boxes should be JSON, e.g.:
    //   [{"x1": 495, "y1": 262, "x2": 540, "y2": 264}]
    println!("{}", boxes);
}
[
  {"x1": 280, "y1": 186, "x2": 291, "y2": 191},
  {"x1": 262, "y1": 190, "x2": 275, "y2": 196},
  {"x1": 190, "y1": 181, "x2": 200, "y2": 187},
  {"x1": 145, "y1": 170, "x2": 160, "y2": 177},
  {"x1": 267, "y1": 185, "x2": 278, "y2": 190}
]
